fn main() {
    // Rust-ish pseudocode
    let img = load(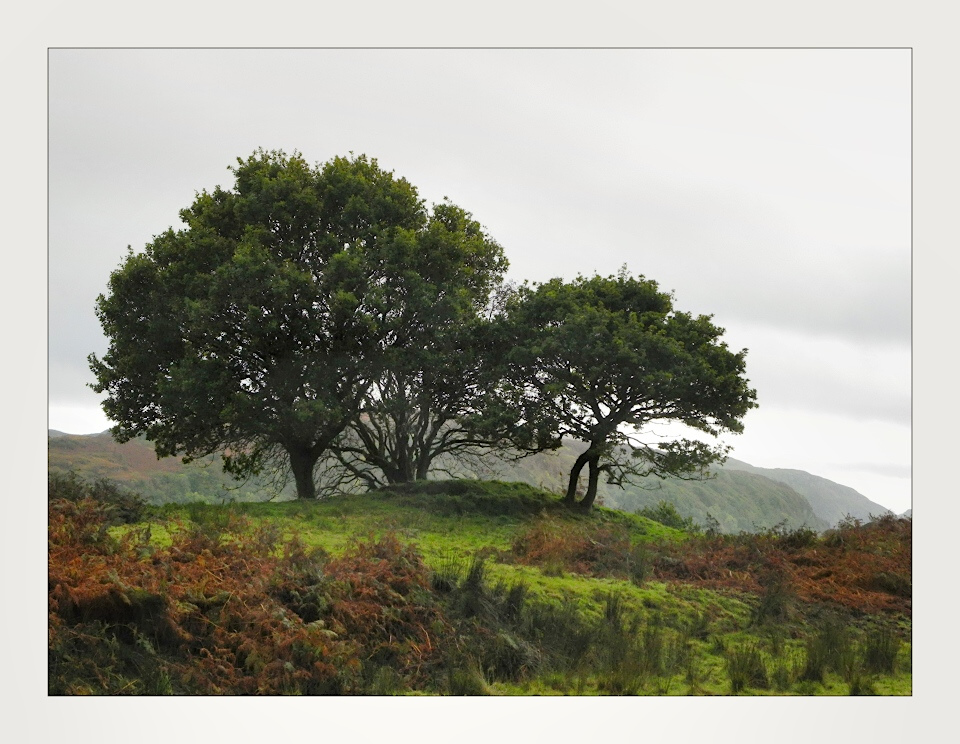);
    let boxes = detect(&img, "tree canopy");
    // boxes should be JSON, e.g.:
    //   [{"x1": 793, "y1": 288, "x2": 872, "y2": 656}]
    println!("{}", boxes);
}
[
  {"x1": 499, "y1": 270, "x2": 758, "y2": 509},
  {"x1": 91, "y1": 150, "x2": 755, "y2": 509},
  {"x1": 90, "y1": 150, "x2": 505, "y2": 499}
]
